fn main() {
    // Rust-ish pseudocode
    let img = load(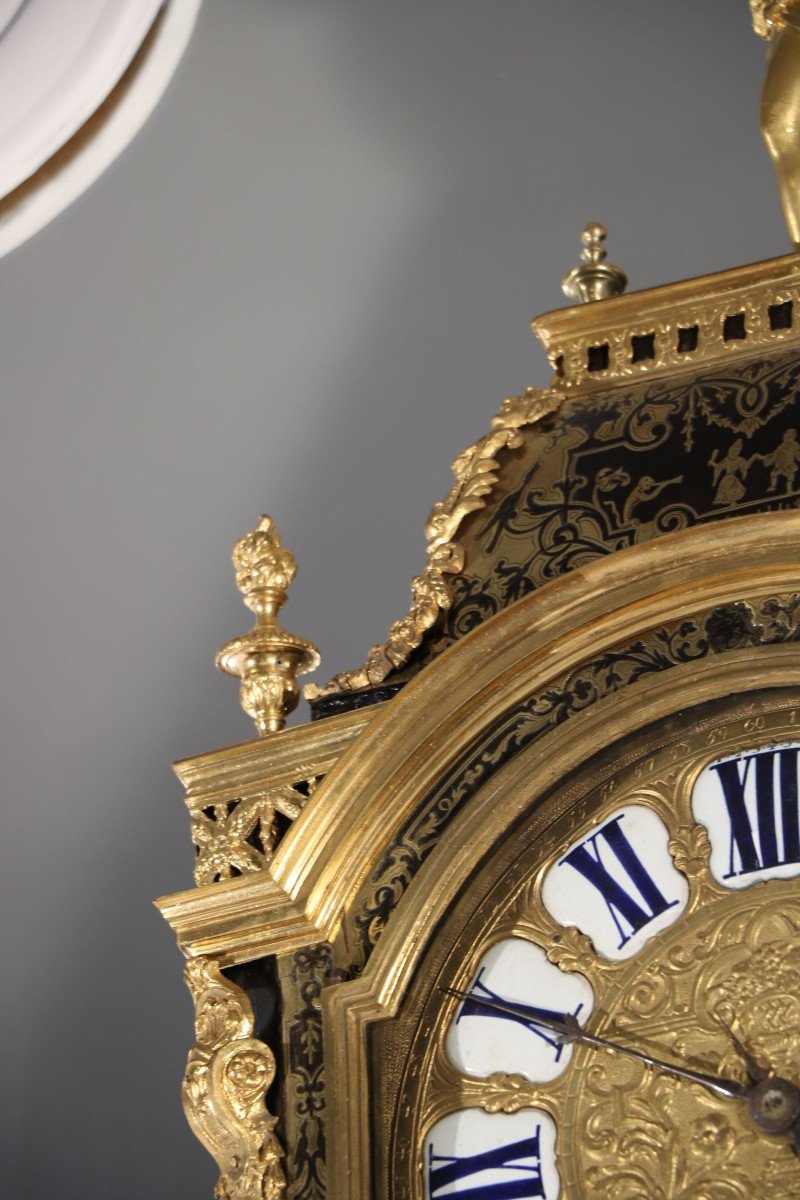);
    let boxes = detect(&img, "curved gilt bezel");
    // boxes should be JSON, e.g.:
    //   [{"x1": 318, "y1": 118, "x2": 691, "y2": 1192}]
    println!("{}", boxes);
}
[{"x1": 412, "y1": 702, "x2": 800, "y2": 1200}]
